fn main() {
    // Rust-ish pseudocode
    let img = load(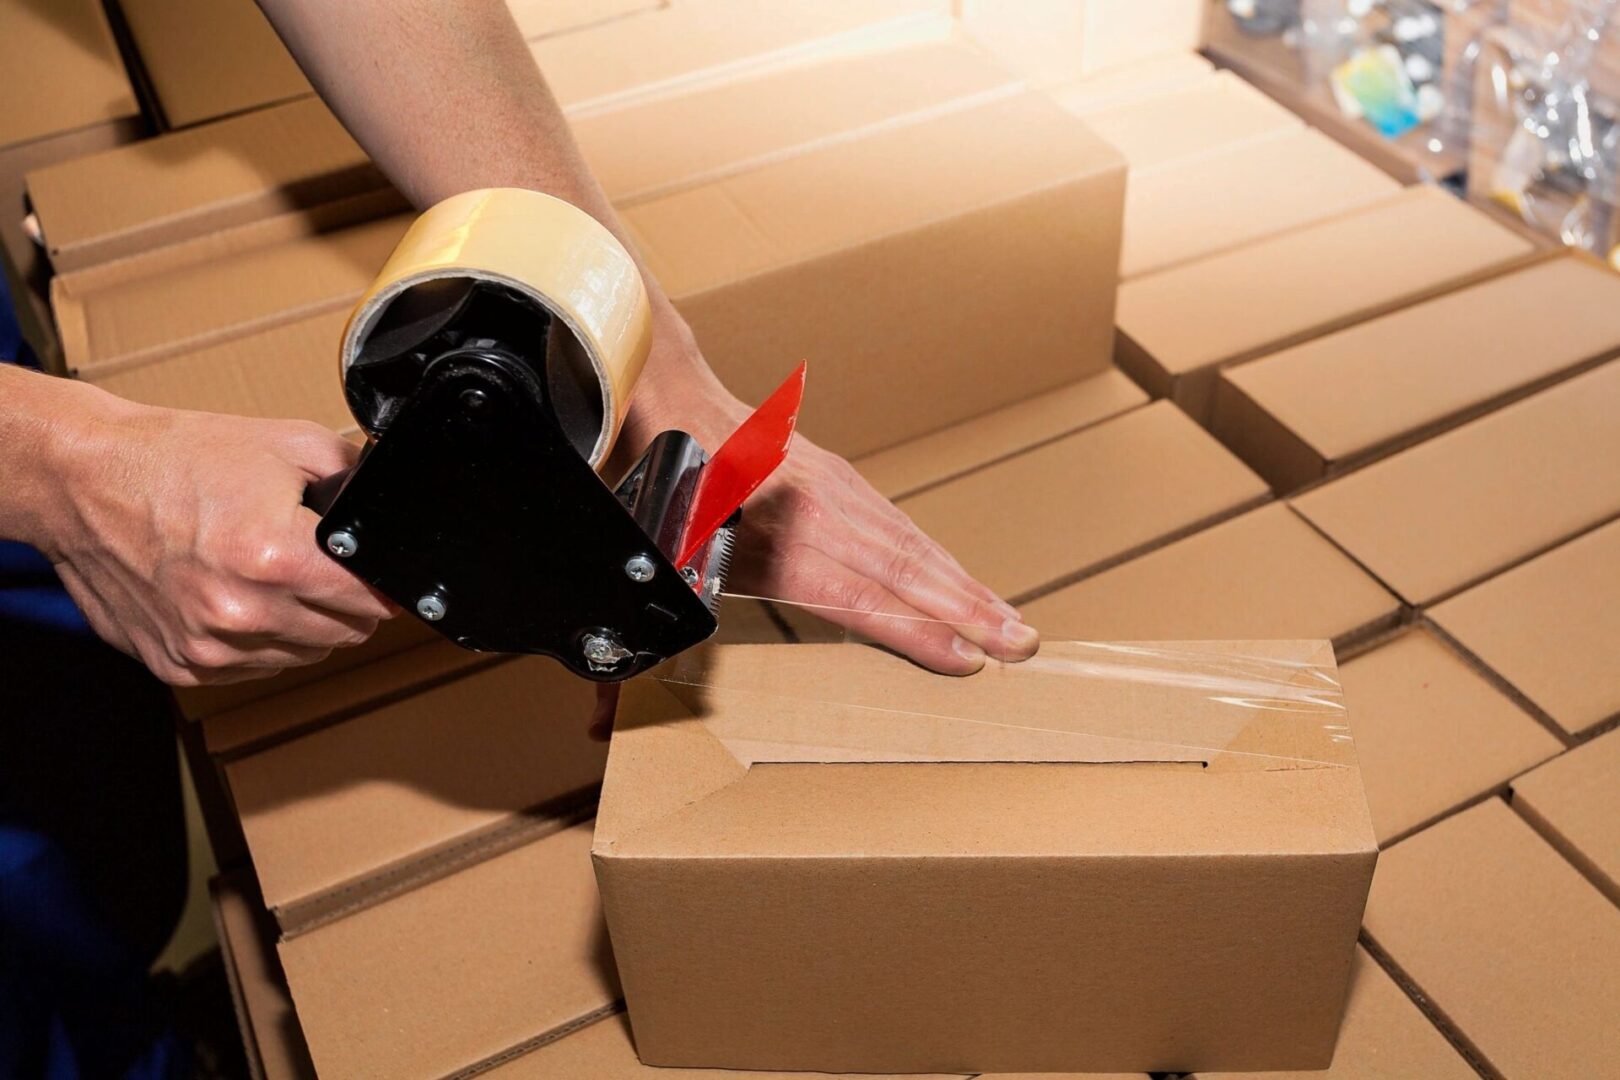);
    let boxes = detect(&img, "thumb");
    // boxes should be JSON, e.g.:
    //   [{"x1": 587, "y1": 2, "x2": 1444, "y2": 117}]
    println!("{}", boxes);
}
[{"x1": 273, "y1": 420, "x2": 363, "y2": 483}]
